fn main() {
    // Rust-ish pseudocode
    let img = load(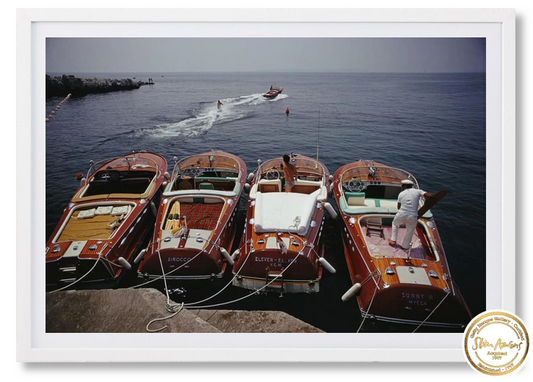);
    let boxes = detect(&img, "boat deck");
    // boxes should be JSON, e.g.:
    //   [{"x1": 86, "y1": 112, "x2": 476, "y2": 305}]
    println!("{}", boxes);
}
[
  {"x1": 56, "y1": 207, "x2": 129, "y2": 242},
  {"x1": 176, "y1": 202, "x2": 223, "y2": 231},
  {"x1": 362, "y1": 225, "x2": 427, "y2": 260}
]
